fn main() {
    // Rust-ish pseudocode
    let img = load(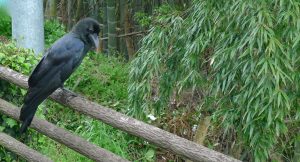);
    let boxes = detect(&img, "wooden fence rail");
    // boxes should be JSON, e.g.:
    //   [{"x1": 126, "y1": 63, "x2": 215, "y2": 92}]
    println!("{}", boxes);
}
[
  {"x1": 0, "y1": 66, "x2": 241, "y2": 162},
  {"x1": 0, "y1": 98, "x2": 129, "y2": 162},
  {"x1": 0, "y1": 133, "x2": 52, "y2": 162}
]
